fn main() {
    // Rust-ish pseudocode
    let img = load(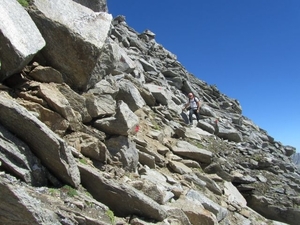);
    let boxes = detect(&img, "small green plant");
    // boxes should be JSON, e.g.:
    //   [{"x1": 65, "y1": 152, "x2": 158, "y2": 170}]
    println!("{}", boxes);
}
[
  {"x1": 17, "y1": 0, "x2": 29, "y2": 7},
  {"x1": 106, "y1": 209, "x2": 115, "y2": 224},
  {"x1": 79, "y1": 158, "x2": 88, "y2": 164},
  {"x1": 62, "y1": 185, "x2": 78, "y2": 197},
  {"x1": 49, "y1": 188, "x2": 58, "y2": 196},
  {"x1": 252, "y1": 154, "x2": 263, "y2": 162}
]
